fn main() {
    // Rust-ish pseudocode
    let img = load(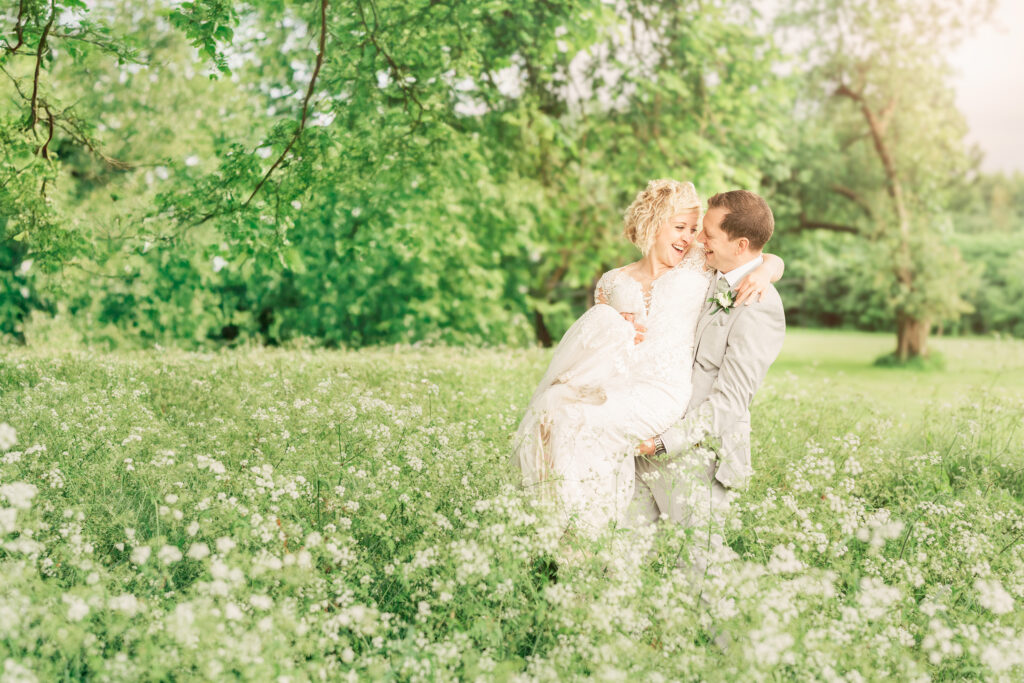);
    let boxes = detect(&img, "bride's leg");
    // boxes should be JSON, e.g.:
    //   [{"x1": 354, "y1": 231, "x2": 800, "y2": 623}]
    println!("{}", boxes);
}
[{"x1": 527, "y1": 304, "x2": 636, "y2": 398}]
